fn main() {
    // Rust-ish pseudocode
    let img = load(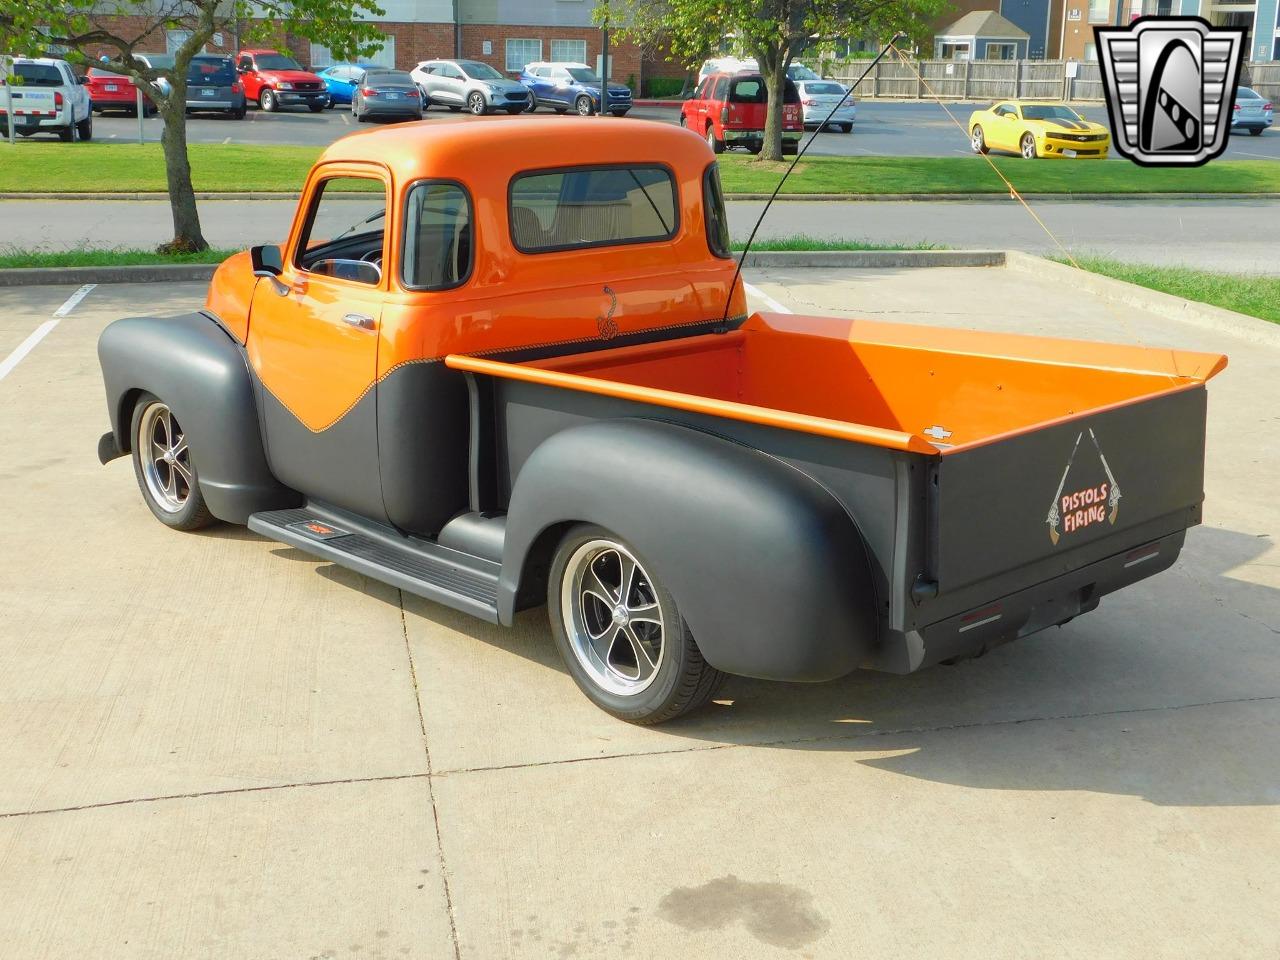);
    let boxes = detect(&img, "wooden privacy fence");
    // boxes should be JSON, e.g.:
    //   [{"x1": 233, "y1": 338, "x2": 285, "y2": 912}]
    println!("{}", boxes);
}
[{"x1": 827, "y1": 59, "x2": 1279, "y2": 103}]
